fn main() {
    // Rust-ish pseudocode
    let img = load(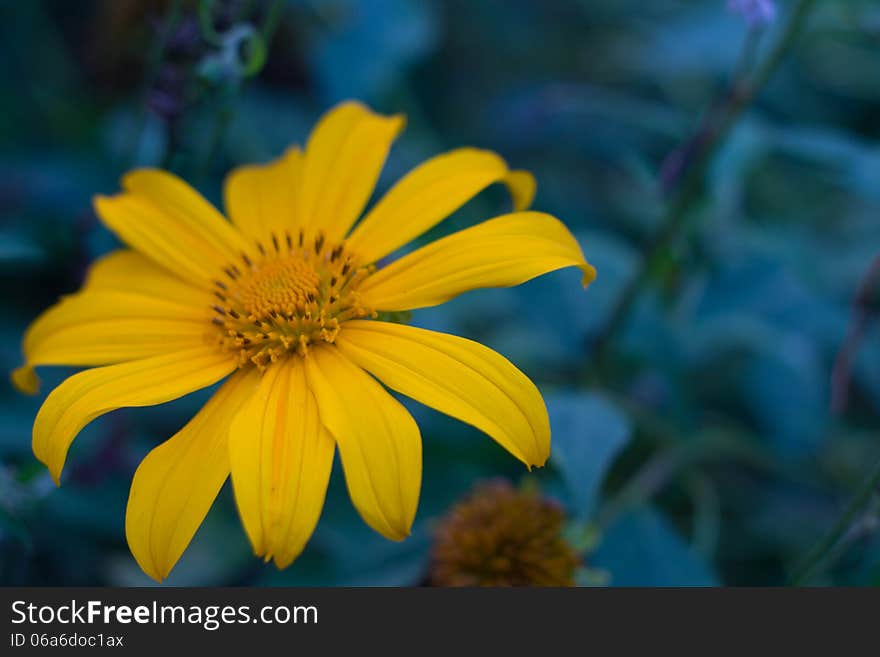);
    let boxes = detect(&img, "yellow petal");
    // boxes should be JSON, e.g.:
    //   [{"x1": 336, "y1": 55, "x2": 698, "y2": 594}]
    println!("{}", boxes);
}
[
  {"x1": 13, "y1": 291, "x2": 209, "y2": 393},
  {"x1": 223, "y1": 146, "x2": 304, "y2": 244},
  {"x1": 11, "y1": 366, "x2": 39, "y2": 395},
  {"x1": 296, "y1": 101, "x2": 405, "y2": 242},
  {"x1": 337, "y1": 321, "x2": 549, "y2": 467},
  {"x1": 11, "y1": 250, "x2": 210, "y2": 396},
  {"x1": 84, "y1": 249, "x2": 208, "y2": 305},
  {"x1": 504, "y1": 170, "x2": 537, "y2": 211},
  {"x1": 229, "y1": 358, "x2": 334, "y2": 568},
  {"x1": 305, "y1": 345, "x2": 421, "y2": 541},
  {"x1": 94, "y1": 169, "x2": 251, "y2": 286},
  {"x1": 359, "y1": 211, "x2": 596, "y2": 311},
  {"x1": 125, "y1": 370, "x2": 258, "y2": 582},
  {"x1": 346, "y1": 148, "x2": 536, "y2": 263},
  {"x1": 23, "y1": 287, "x2": 207, "y2": 361},
  {"x1": 33, "y1": 346, "x2": 237, "y2": 484}
]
